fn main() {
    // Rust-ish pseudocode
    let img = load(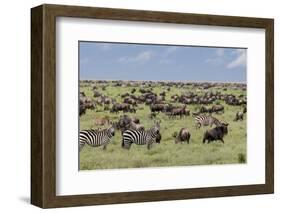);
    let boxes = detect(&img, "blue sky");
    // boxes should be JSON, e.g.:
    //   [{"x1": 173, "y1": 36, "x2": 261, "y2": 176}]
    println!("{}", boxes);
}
[{"x1": 79, "y1": 42, "x2": 247, "y2": 82}]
